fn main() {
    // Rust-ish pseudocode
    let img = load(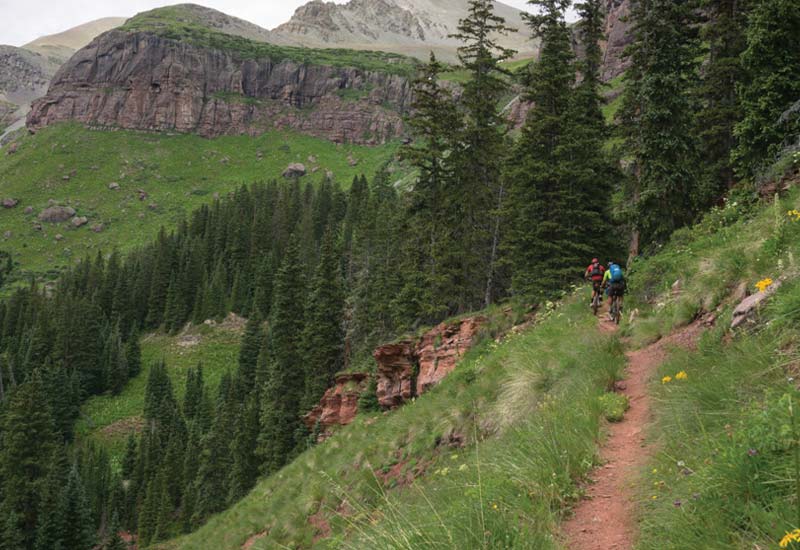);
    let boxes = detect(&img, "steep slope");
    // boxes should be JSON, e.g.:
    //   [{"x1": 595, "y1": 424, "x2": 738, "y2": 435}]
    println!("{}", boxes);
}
[
  {"x1": 0, "y1": 17, "x2": 124, "y2": 141},
  {"x1": 22, "y1": 16, "x2": 126, "y2": 61},
  {"x1": 0, "y1": 123, "x2": 398, "y2": 278},
  {"x1": 27, "y1": 6, "x2": 416, "y2": 144},
  {"x1": 274, "y1": 0, "x2": 537, "y2": 62}
]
